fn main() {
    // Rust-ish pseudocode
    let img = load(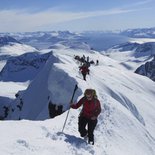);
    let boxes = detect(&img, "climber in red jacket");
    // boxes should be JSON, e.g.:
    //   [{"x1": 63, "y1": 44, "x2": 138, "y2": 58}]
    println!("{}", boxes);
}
[
  {"x1": 71, "y1": 89, "x2": 101, "y2": 145},
  {"x1": 79, "y1": 63, "x2": 90, "y2": 81}
]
